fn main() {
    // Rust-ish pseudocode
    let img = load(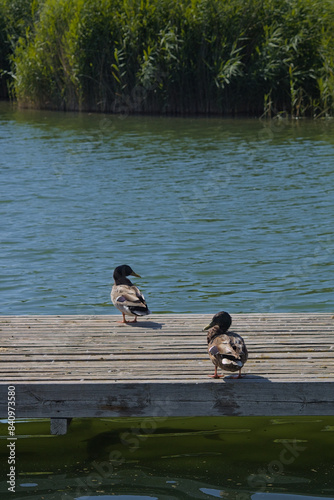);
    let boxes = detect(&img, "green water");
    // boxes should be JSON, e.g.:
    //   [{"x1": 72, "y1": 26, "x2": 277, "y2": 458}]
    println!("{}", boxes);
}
[
  {"x1": 1, "y1": 102, "x2": 334, "y2": 499},
  {"x1": 1, "y1": 417, "x2": 334, "y2": 499}
]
